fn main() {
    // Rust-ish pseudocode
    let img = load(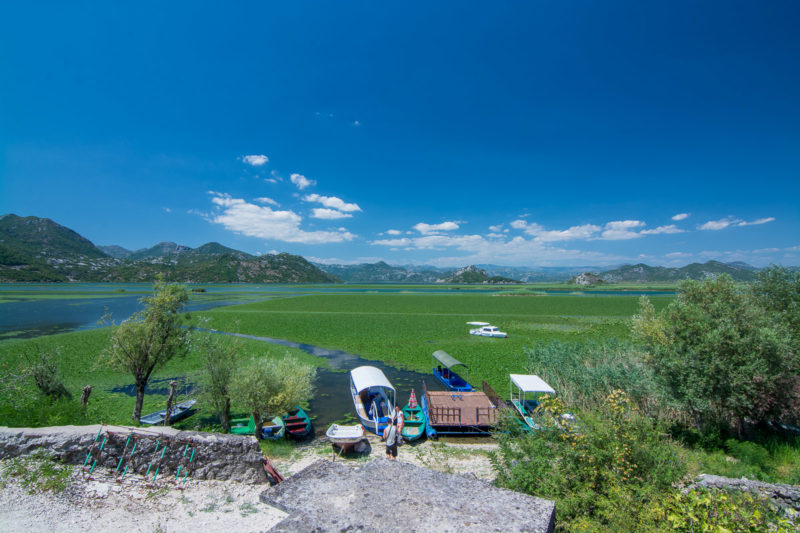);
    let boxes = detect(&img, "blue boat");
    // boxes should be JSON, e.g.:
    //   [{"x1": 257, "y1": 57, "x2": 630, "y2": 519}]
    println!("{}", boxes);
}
[
  {"x1": 432, "y1": 350, "x2": 474, "y2": 392},
  {"x1": 350, "y1": 366, "x2": 396, "y2": 435}
]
